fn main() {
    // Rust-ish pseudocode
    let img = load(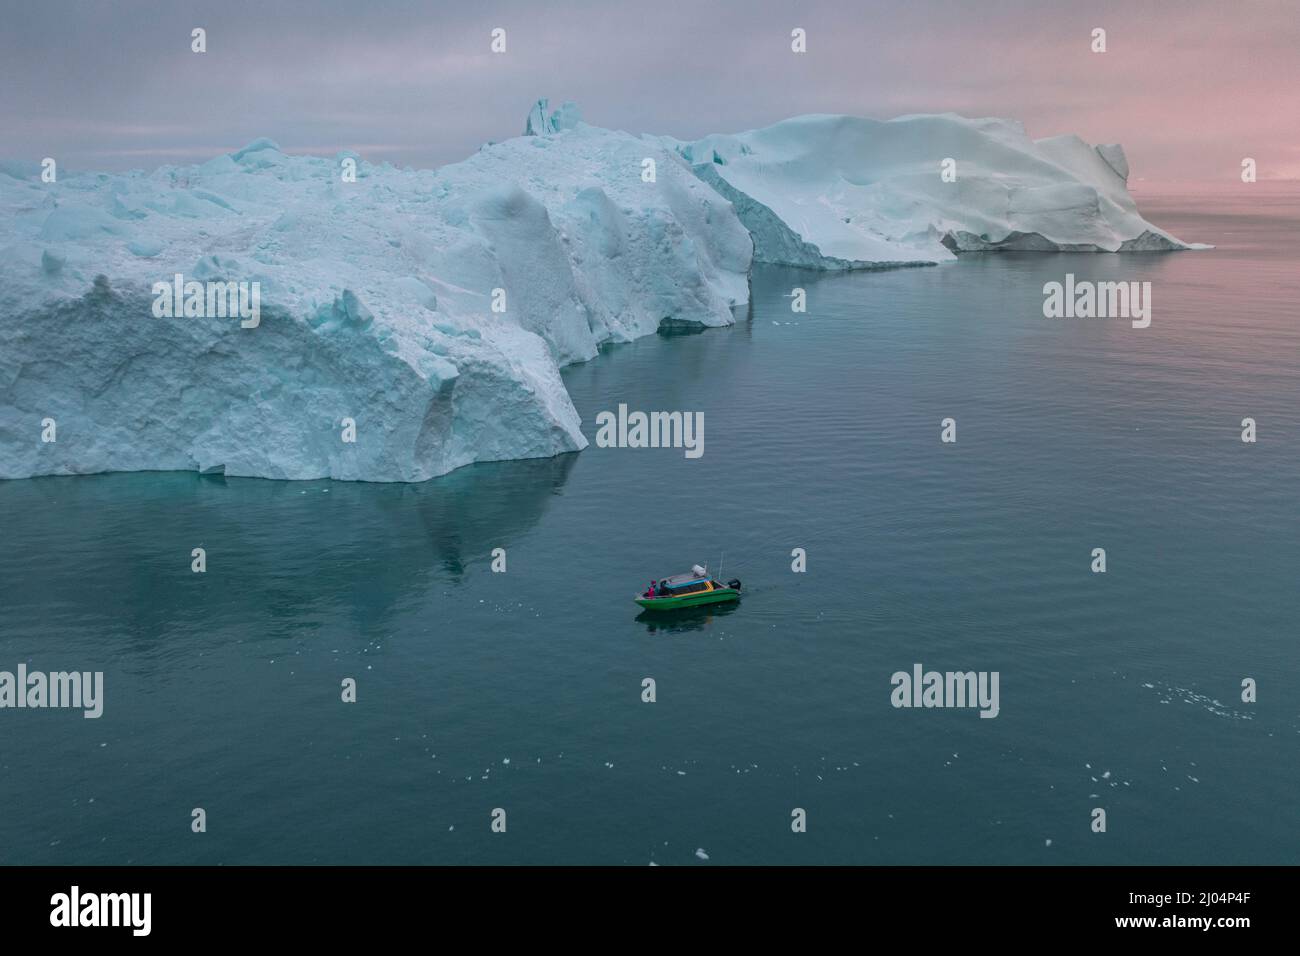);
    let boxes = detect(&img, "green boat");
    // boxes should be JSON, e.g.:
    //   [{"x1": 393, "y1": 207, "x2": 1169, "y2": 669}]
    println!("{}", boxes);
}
[{"x1": 634, "y1": 566, "x2": 742, "y2": 611}]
